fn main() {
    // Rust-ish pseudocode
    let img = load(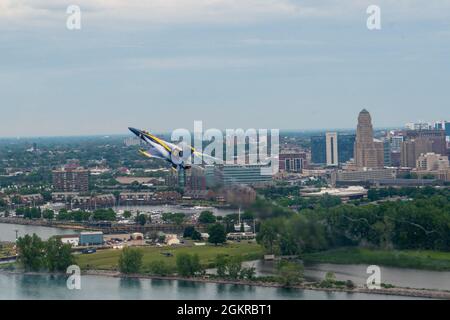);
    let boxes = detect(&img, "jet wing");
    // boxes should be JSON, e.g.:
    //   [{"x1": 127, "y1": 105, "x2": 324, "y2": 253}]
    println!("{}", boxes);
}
[
  {"x1": 140, "y1": 131, "x2": 173, "y2": 153},
  {"x1": 138, "y1": 148, "x2": 166, "y2": 160},
  {"x1": 191, "y1": 150, "x2": 222, "y2": 163}
]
